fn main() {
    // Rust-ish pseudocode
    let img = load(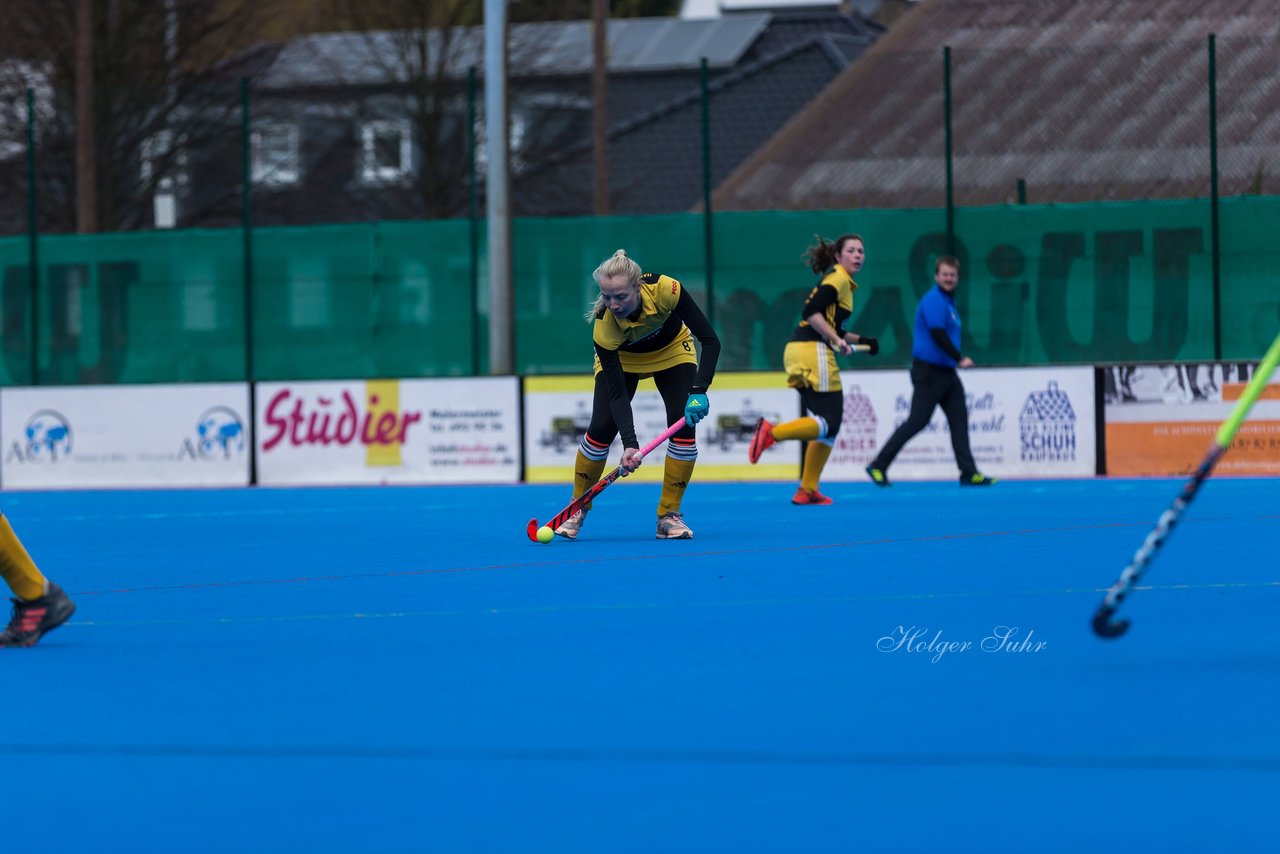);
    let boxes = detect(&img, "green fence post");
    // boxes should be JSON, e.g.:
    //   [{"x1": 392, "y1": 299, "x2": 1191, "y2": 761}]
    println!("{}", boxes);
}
[
  {"x1": 468, "y1": 66, "x2": 481, "y2": 375},
  {"x1": 700, "y1": 57, "x2": 715, "y2": 325},
  {"x1": 25, "y1": 88, "x2": 39, "y2": 385},
  {"x1": 944, "y1": 46, "x2": 955, "y2": 256},
  {"x1": 241, "y1": 77, "x2": 257, "y2": 484},
  {"x1": 1208, "y1": 33, "x2": 1222, "y2": 360}
]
